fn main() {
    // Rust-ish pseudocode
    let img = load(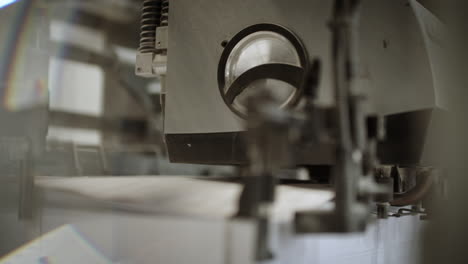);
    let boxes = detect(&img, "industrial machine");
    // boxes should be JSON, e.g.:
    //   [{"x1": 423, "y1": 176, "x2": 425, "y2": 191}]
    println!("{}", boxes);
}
[
  {"x1": 136, "y1": 0, "x2": 447, "y2": 223},
  {"x1": 135, "y1": 0, "x2": 448, "y2": 260},
  {"x1": 135, "y1": 0, "x2": 447, "y2": 167}
]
